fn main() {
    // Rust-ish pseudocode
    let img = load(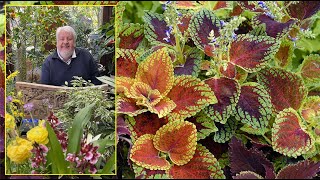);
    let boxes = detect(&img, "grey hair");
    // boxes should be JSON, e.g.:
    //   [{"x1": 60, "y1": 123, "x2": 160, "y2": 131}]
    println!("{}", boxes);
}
[{"x1": 56, "y1": 26, "x2": 77, "y2": 42}]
